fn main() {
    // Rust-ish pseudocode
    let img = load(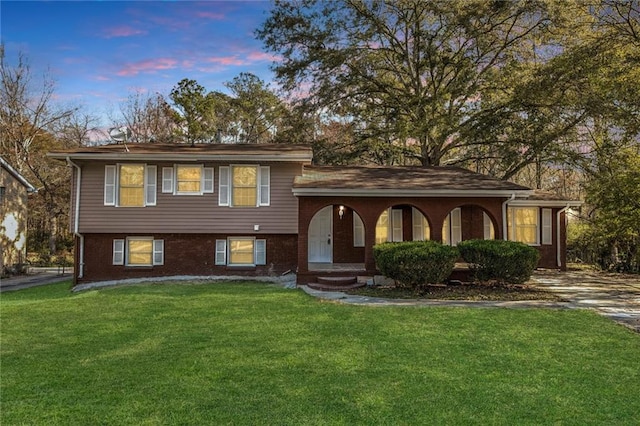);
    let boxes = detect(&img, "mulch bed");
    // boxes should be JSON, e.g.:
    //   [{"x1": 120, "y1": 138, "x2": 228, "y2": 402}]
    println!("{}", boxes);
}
[{"x1": 346, "y1": 282, "x2": 562, "y2": 301}]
